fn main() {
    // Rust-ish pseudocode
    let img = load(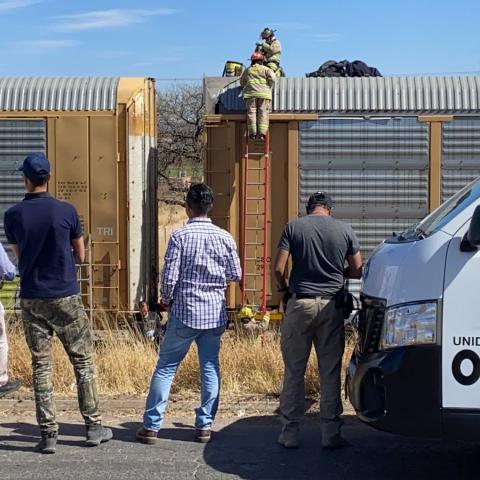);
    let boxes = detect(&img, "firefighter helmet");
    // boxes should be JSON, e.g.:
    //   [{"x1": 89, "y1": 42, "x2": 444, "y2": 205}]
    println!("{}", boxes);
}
[
  {"x1": 260, "y1": 27, "x2": 275, "y2": 39},
  {"x1": 238, "y1": 306, "x2": 254, "y2": 320},
  {"x1": 250, "y1": 52, "x2": 265, "y2": 62}
]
